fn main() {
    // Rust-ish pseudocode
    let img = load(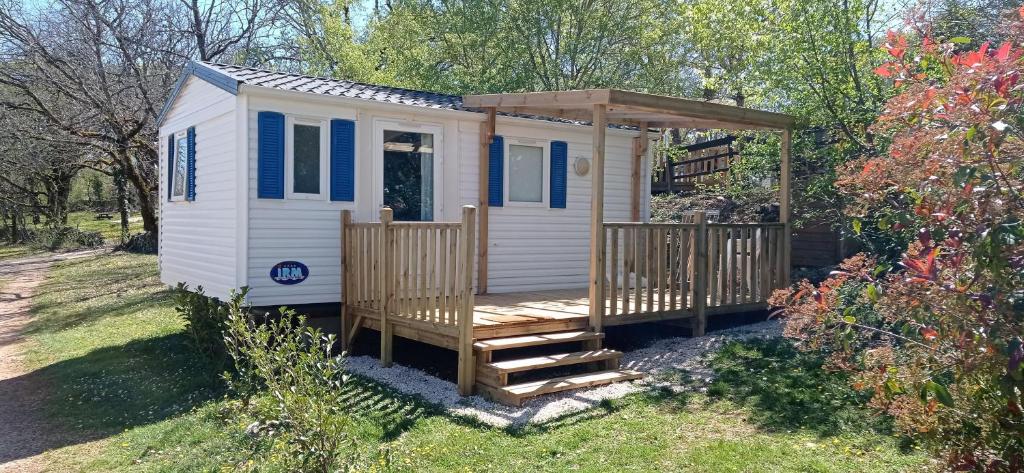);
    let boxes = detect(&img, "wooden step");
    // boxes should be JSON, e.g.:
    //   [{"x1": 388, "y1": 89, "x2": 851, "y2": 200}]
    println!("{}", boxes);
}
[
  {"x1": 473, "y1": 330, "x2": 604, "y2": 351},
  {"x1": 478, "y1": 369, "x2": 644, "y2": 407},
  {"x1": 485, "y1": 349, "x2": 622, "y2": 375}
]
